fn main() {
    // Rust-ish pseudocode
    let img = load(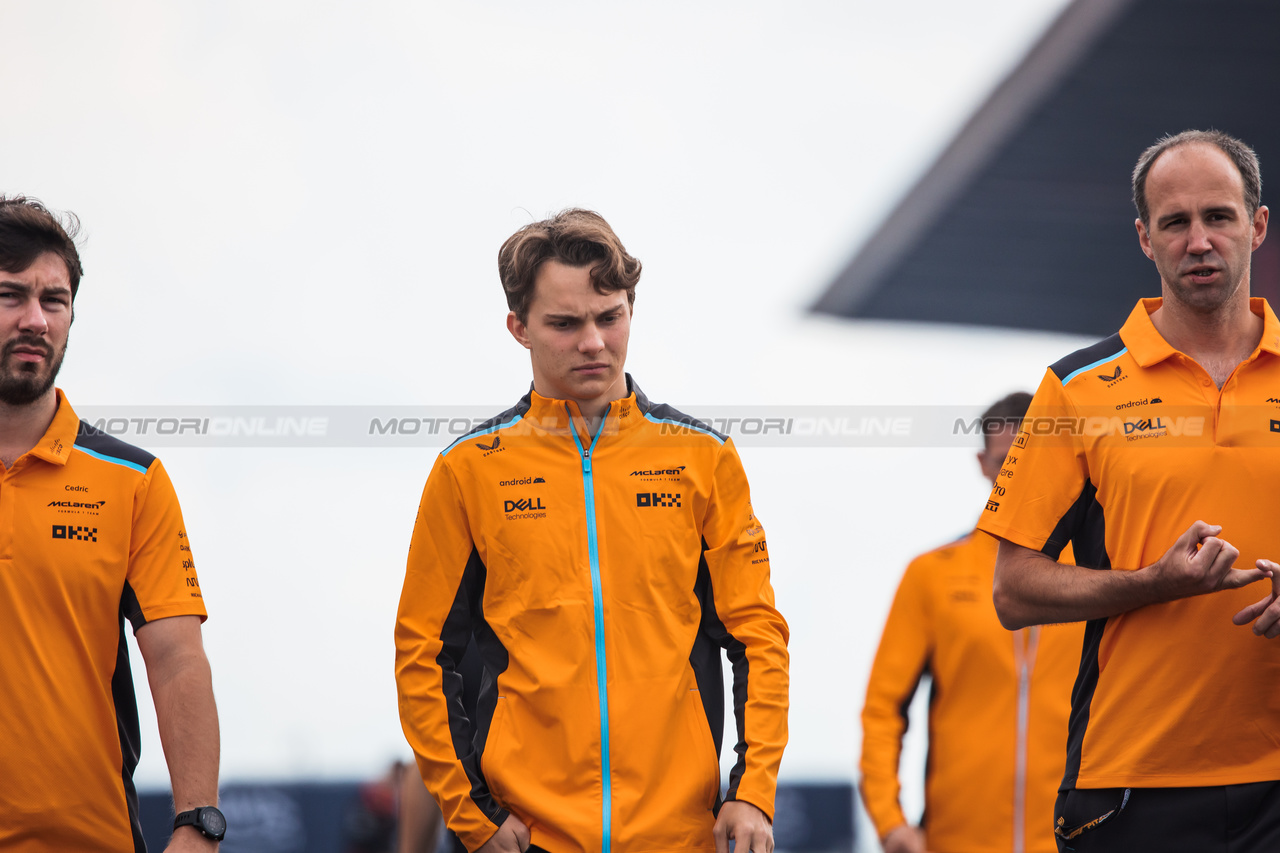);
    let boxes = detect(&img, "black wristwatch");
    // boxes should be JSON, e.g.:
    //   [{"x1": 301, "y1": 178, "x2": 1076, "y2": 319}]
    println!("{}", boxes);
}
[{"x1": 174, "y1": 806, "x2": 226, "y2": 842}]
